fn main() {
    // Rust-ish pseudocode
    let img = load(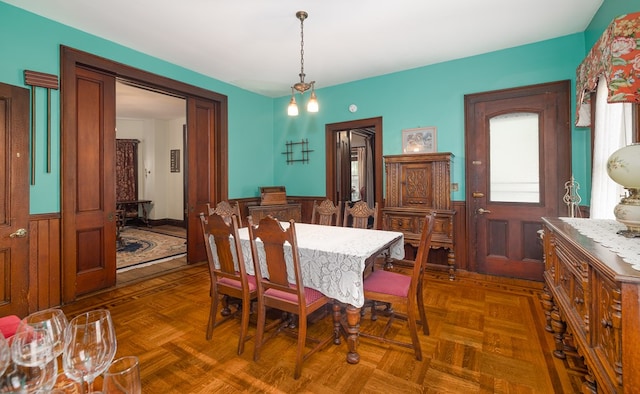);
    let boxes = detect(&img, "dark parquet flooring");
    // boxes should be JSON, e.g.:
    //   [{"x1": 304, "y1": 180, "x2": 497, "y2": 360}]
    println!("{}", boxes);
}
[{"x1": 64, "y1": 260, "x2": 582, "y2": 393}]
